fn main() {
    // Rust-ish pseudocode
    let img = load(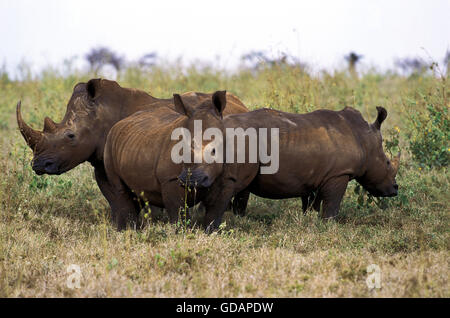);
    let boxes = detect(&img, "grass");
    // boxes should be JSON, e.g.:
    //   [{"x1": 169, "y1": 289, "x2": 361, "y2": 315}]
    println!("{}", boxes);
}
[{"x1": 0, "y1": 62, "x2": 448, "y2": 297}]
